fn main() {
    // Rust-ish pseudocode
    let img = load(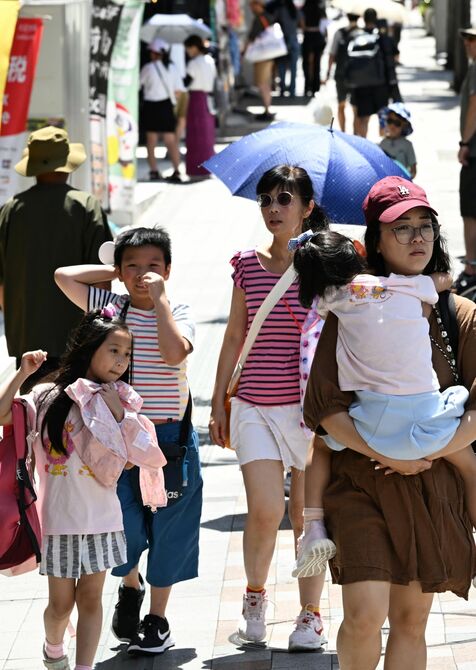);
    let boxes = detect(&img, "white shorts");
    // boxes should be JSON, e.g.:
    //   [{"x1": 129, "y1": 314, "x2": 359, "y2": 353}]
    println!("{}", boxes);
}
[
  {"x1": 230, "y1": 398, "x2": 311, "y2": 471},
  {"x1": 40, "y1": 531, "x2": 127, "y2": 578}
]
